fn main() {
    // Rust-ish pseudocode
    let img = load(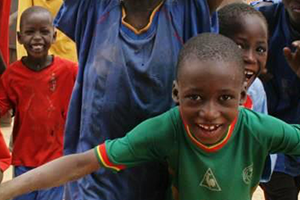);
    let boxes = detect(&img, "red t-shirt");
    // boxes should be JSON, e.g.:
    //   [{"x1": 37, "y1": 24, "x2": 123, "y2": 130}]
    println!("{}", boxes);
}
[
  {"x1": 0, "y1": 128, "x2": 11, "y2": 172},
  {"x1": 0, "y1": 56, "x2": 78, "y2": 167}
]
